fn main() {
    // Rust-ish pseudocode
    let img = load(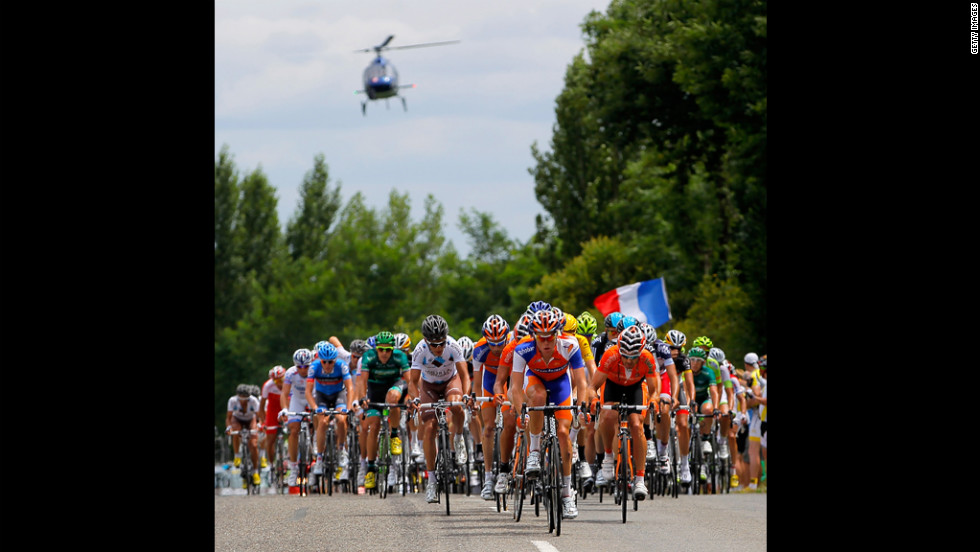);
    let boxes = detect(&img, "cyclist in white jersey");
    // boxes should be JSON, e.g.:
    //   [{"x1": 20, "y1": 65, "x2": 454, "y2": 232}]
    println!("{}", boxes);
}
[
  {"x1": 408, "y1": 314, "x2": 471, "y2": 503},
  {"x1": 279, "y1": 348, "x2": 314, "y2": 487},
  {"x1": 226, "y1": 383, "x2": 262, "y2": 488}
]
